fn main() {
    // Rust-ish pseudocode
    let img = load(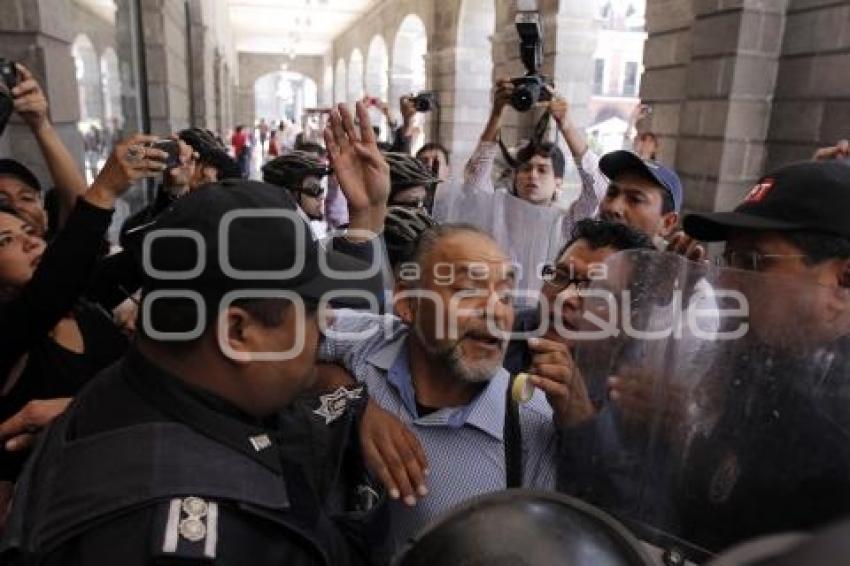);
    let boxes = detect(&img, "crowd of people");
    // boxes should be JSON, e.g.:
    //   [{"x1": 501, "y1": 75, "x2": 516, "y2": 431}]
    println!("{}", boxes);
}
[{"x1": 0, "y1": 59, "x2": 847, "y2": 566}]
